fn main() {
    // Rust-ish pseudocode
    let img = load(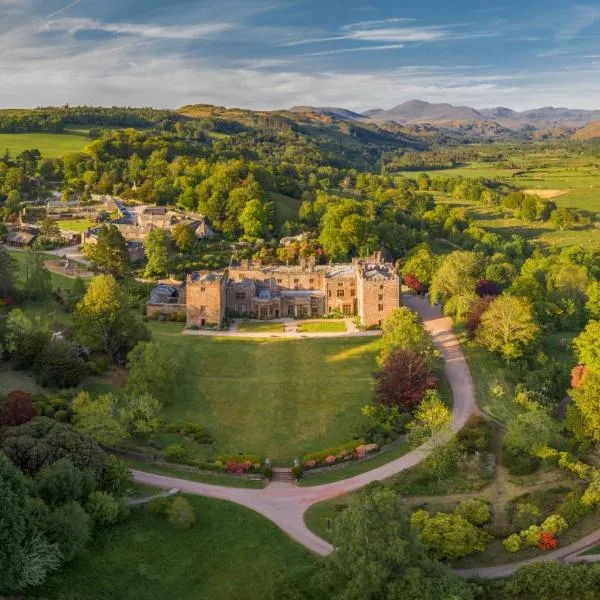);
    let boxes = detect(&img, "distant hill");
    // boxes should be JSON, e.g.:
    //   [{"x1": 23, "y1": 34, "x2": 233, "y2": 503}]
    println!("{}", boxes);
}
[
  {"x1": 367, "y1": 100, "x2": 486, "y2": 124},
  {"x1": 289, "y1": 106, "x2": 365, "y2": 121},
  {"x1": 572, "y1": 121, "x2": 600, "y2": 140}
]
